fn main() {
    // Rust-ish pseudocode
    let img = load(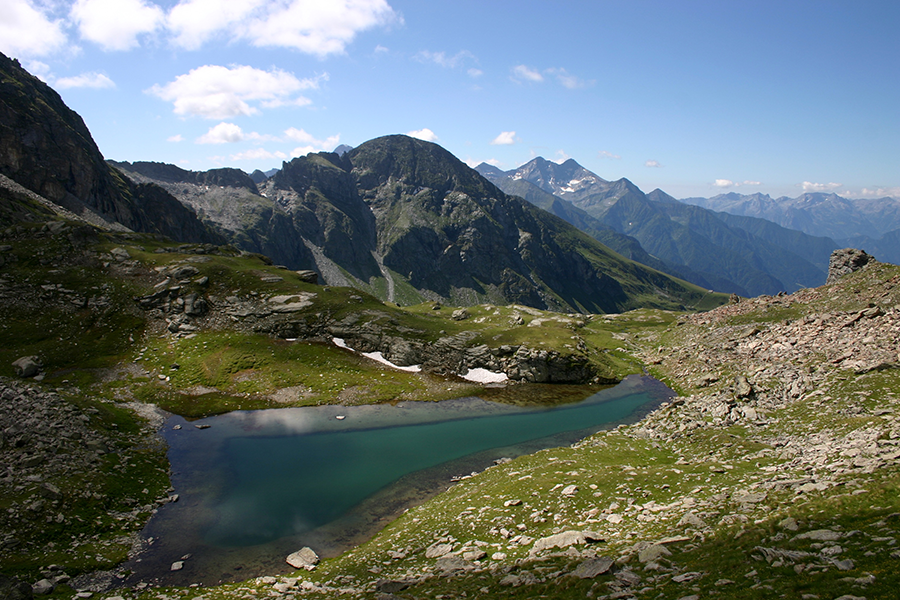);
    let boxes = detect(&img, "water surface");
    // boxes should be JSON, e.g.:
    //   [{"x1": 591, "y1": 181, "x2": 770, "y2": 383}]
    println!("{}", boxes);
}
[{"x1": 126, "y1": 375, "x2": 671, "y2": 586}]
